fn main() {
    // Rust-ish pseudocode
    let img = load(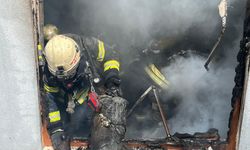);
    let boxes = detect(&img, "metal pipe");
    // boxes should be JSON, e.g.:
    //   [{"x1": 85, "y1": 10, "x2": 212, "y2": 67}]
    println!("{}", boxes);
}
[
  {"x1": 127, "y1": 86, "x2": 153, "y2": 118},
  {"x1": 204, "y1": 27, "x2": 226, "y2": 70},
  {"x1": 204, "y1": 0, "x2": 227, "y2": 70},
  {"x1": 152, "y1": 87, "x2": 171, "y2": 138}
]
